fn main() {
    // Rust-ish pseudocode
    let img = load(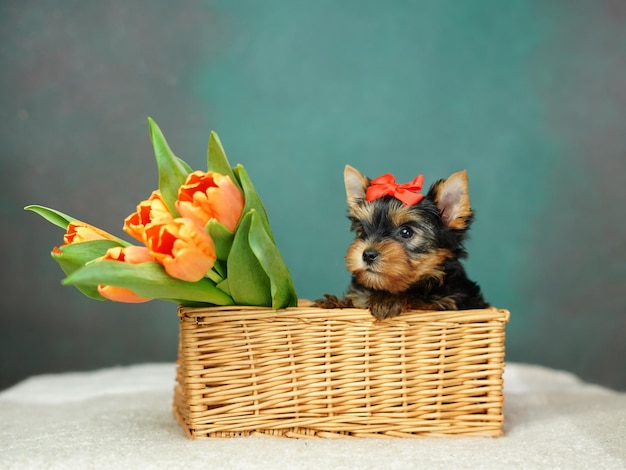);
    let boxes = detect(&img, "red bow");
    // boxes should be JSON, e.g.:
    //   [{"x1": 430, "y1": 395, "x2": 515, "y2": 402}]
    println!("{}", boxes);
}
[{"x1": 365, "y1": 173, "x2": 425, "y2": 206}]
